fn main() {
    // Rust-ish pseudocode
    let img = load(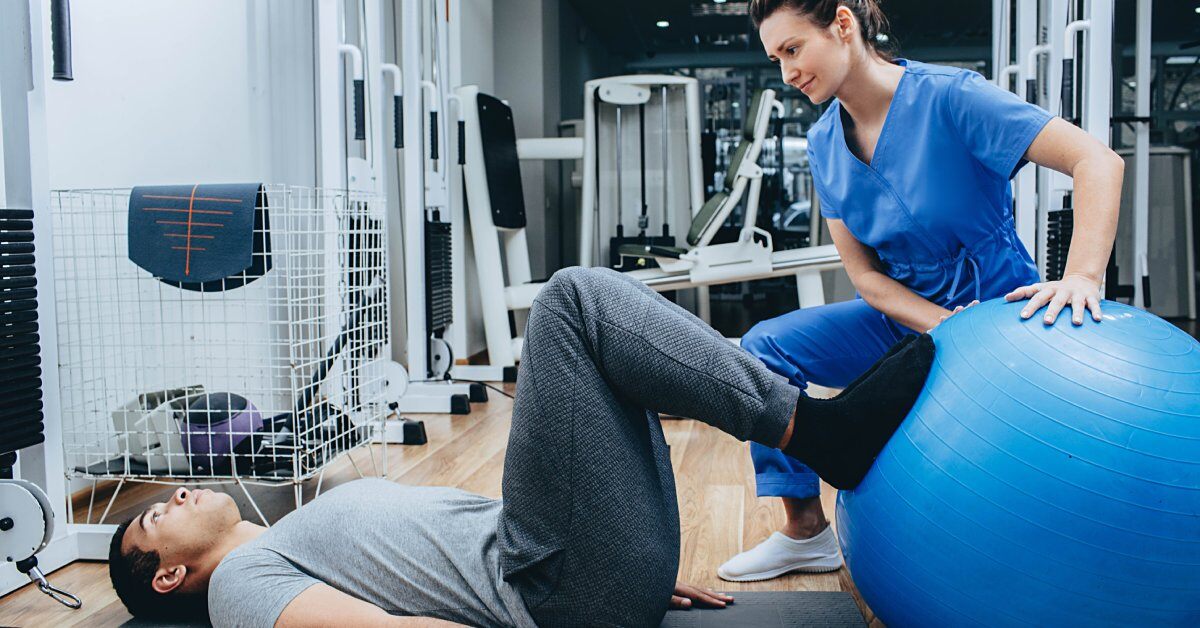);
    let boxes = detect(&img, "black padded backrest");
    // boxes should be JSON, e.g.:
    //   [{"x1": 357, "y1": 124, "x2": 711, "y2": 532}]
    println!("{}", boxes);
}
[
  {"x1": 743, "y1": 90, "x2": 766, "y2": 141},
  {"x1": 477, "y1": 94, "x2": 527, "y2": 230},
  {"x1": 723, "y1": 142, "x2": 750, "y2": 193}
]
